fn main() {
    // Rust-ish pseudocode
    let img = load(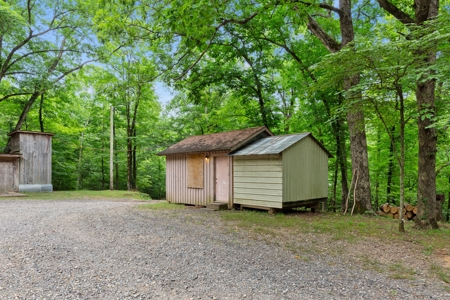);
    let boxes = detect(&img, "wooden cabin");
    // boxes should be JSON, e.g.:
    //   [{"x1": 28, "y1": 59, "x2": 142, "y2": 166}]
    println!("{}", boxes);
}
[
  {"x1": 157, "y1": 127, "x2": 273, "y2": 208},
  {"x1": 229, "y1": 133, "x2": 332, "y2": 212},
  {"x1": 7, "y1": 131, "x2": 54, "y2": 192}
]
